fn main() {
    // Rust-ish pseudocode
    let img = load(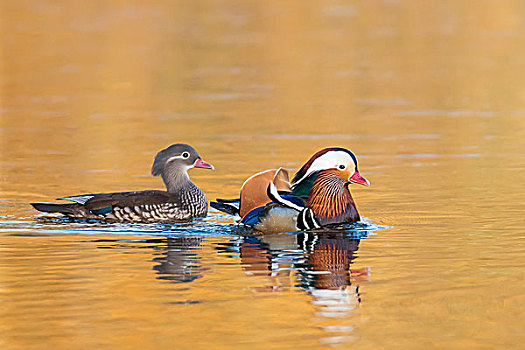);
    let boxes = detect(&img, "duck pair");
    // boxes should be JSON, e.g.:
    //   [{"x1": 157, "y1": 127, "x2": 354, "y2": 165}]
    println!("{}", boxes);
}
[{"x1": 31, "y1": 144, "x2": 370, "y2": 233}]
